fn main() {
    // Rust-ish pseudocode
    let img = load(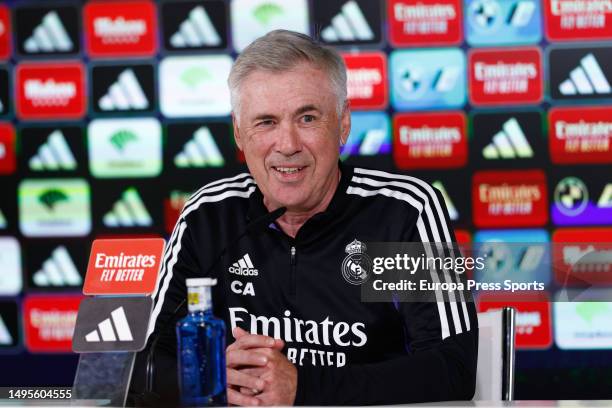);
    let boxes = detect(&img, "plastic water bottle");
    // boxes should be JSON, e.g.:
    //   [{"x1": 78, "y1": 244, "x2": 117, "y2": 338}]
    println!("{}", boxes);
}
[{"x1": 177, "y1": 278, "x2": 227, "y2": 406}]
